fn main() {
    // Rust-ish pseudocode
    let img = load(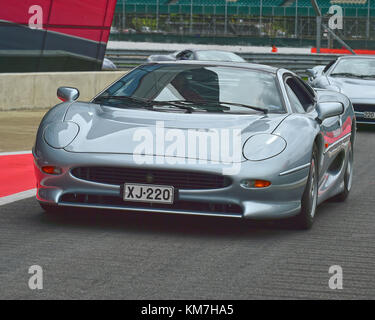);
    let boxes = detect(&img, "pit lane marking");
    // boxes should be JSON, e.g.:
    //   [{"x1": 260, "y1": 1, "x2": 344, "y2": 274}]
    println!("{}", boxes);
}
[{"x1": 0, "y1": 188, "x2": 36, "y2": 206}]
